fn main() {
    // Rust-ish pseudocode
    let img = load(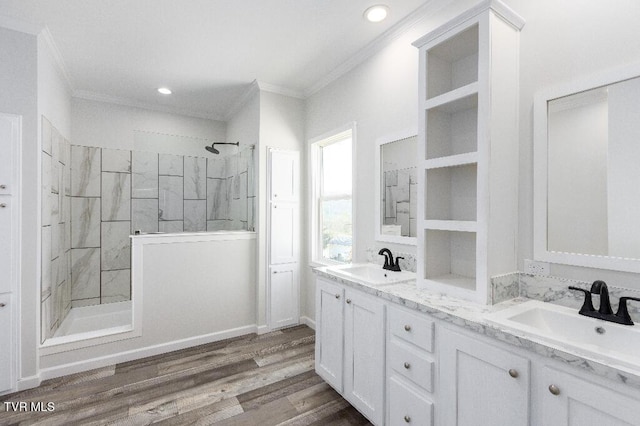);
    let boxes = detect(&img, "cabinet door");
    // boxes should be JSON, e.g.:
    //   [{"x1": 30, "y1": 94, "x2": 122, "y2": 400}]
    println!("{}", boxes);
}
[
  {"x1": 541, "y1": 367, "x2": 640, "y2": 426},
  {"x1": 440, "y1": 328, "x2": 530, "y2": 426},
  {"x1": 268, "y1": 264, "x2": 299, "y2": 329},
  {"x1": 315, "y1": 279, "x2": 344, "y2": 392},
  {"x1": 268, "y1": 149, "x2": 299, "y2": 202},
  {"x1": 0, "y1": 114, "x2": 17, "y2": 195},
  {"x1": 269, "y1": 202, "x2": 298, "y2": 264},
  {"x1": 0, "y1": 196, "x2": 13, "y2": 294},
  {"x1": 344, "y1": 289, "x2": 386, "y2": 425},
  {"x1": 0, "y1": 293, "x2": 13, "y2": 393}
]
